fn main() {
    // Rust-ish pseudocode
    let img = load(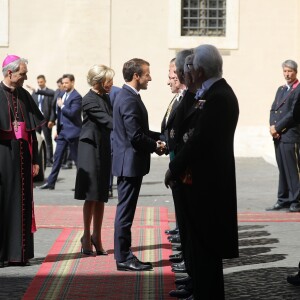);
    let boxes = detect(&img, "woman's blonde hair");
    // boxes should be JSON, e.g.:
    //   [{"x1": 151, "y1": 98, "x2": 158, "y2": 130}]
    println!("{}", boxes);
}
[{"x1": 87, "y1": 64, "x2": 115, "y2": 86}]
